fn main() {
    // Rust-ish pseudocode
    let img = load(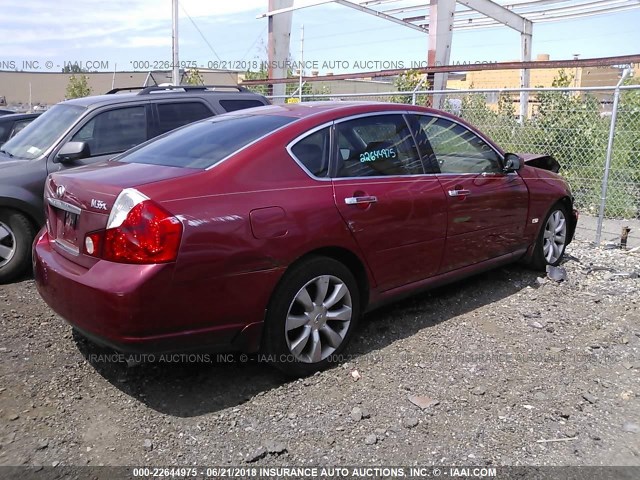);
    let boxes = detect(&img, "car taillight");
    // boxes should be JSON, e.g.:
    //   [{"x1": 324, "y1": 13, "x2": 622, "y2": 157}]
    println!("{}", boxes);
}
[
  {"x1": 84, "y1": 231, "x2": 104, "y2": 257},
  {"x1": 84, "y1": 188, "x2": 182, "y2": 264}
]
